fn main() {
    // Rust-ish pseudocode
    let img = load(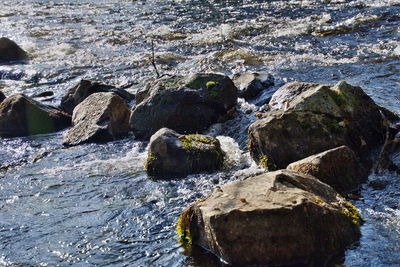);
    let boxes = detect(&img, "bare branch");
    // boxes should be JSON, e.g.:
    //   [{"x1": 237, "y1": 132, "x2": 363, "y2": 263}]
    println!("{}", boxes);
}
[{"x1": 151, "y1": 39, "x2": 160, "y2": 78}]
